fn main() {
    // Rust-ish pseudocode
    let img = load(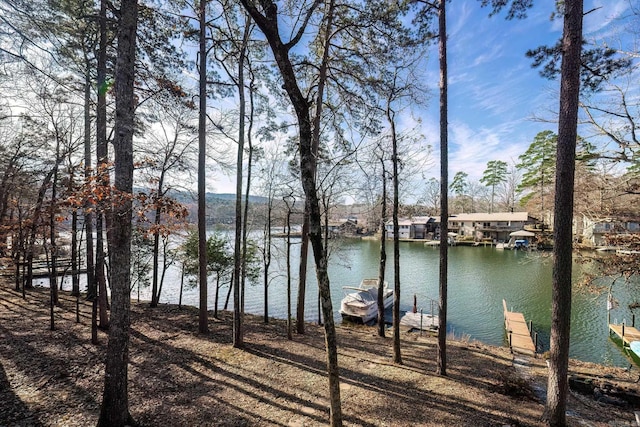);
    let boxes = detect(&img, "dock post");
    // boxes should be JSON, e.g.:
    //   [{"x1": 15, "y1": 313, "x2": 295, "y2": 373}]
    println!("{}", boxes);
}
[
  {"x1": 534, "y1": 332, "x2": 538, "y2": 354},
  {"x1": 622, "y1": 322, "x2": 626, "y2": 339},
  {"x1": 528, "y1": 320, "x2": 532, "y2": 333},
  {"x1": 420, "y1": 309, "x2": 423, "y2": 336},
  {"x1": 633, "y1": 314, "x2": 636, "y2": 328},
  {"x1": 508, "y1": 332, "x2": 513, "y2": 353}
]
